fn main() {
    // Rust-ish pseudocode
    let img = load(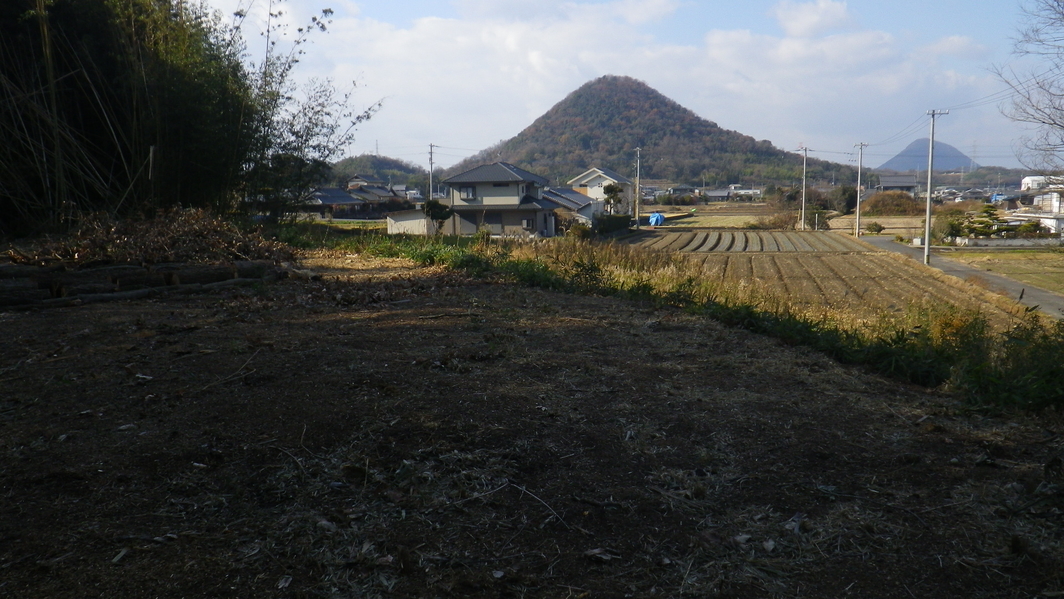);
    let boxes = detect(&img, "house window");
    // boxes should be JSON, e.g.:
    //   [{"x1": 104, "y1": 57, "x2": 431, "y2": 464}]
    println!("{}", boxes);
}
[
  {"x1": 493, "y1": 183, "x2": 509, "y2": 187},
  {"x1": 459, "y1": 186, "x2": 476, "y2": 200},
  {"x1": 521, "y1": 218, "x2": 533, "y2": 230}
]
